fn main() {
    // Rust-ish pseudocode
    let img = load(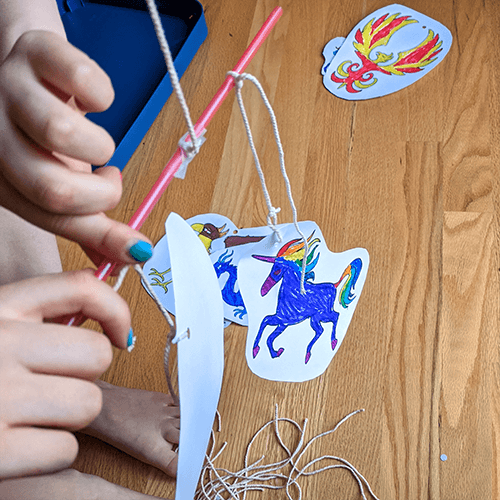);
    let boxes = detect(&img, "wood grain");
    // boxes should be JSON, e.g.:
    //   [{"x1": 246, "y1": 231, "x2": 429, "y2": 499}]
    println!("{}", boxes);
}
[{"x1": 58, "y1": 0, "x2": 500, "y2": 498}]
